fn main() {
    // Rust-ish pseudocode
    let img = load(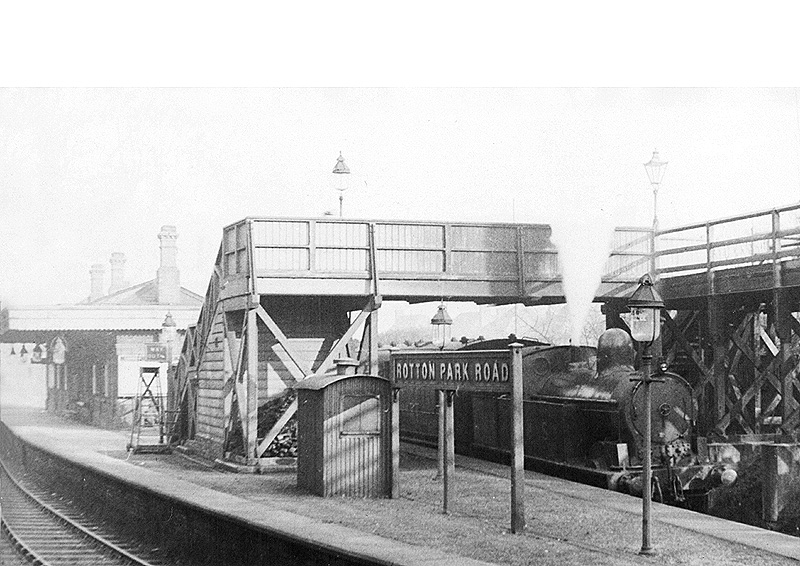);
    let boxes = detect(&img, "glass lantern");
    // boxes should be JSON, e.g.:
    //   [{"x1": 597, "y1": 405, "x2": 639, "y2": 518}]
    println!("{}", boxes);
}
[
  {"x1": 627, "y1": 274, "x2": 664, "y2": 345},
  {"x1": 431, "y1": 302, "x2": 453, "y2": 349}
]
